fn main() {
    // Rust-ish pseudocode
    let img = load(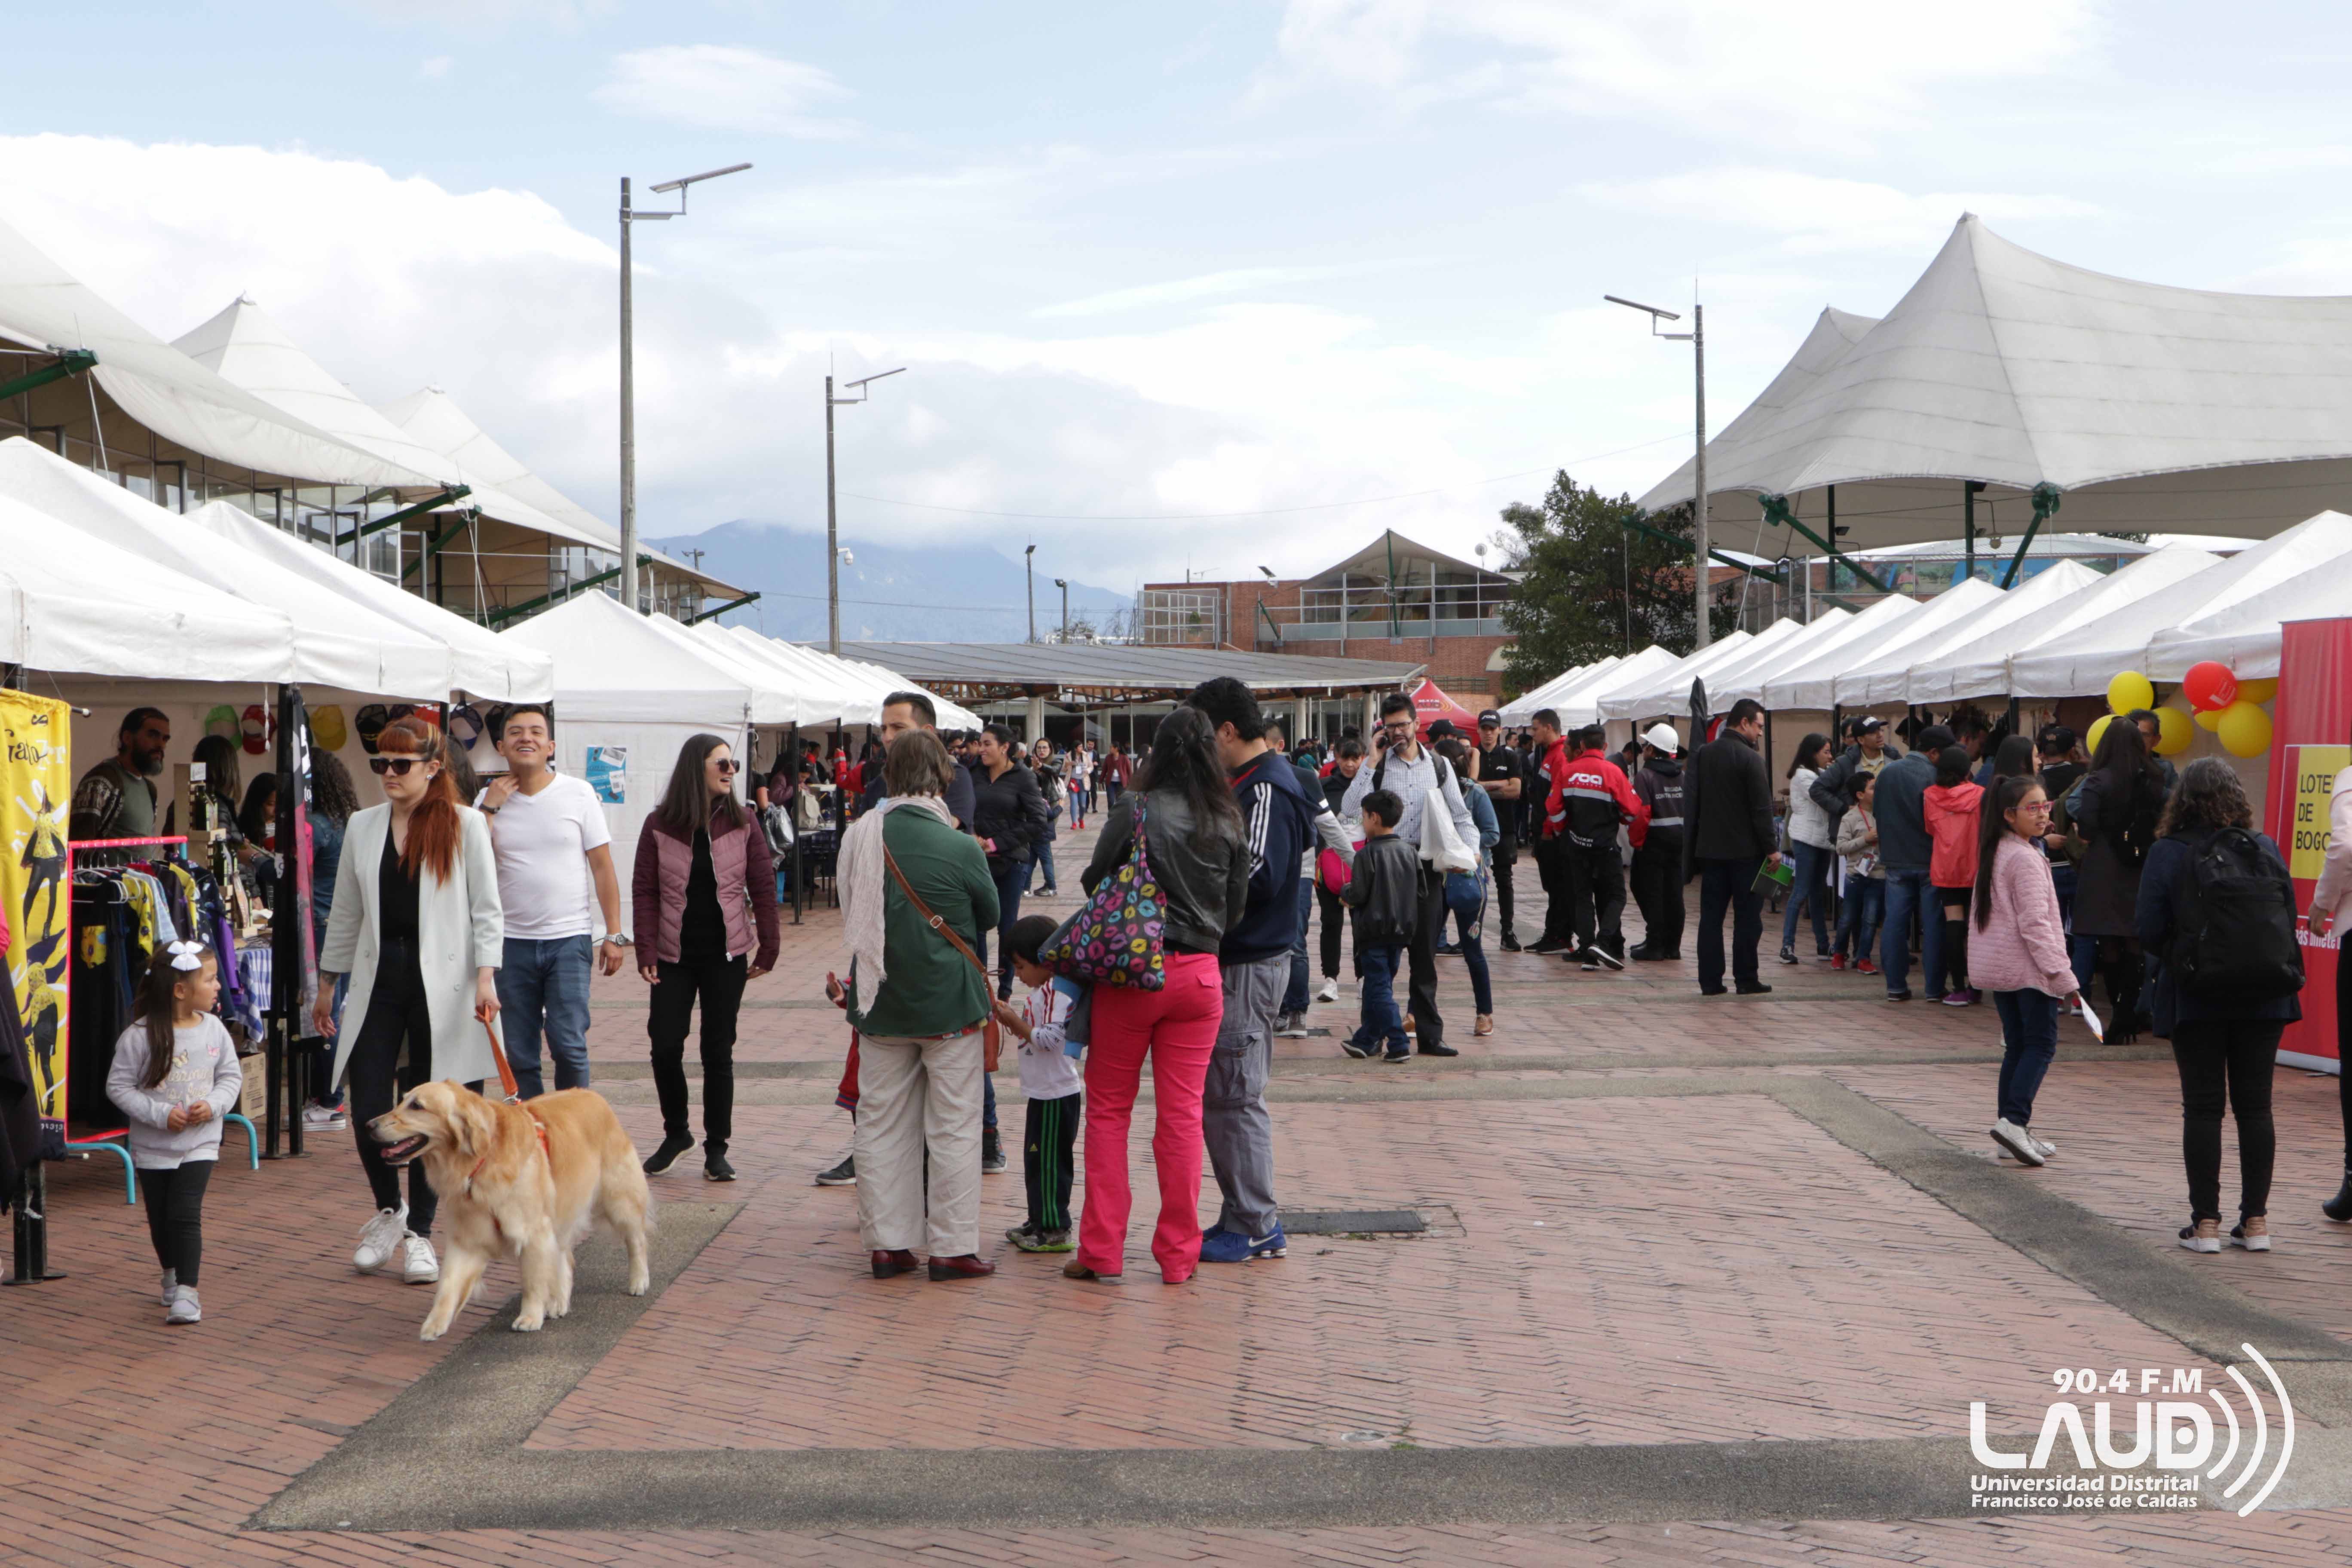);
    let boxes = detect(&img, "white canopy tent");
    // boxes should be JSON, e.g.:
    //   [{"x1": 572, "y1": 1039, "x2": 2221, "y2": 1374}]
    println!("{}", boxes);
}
[
  {"x1": 637, "y1": 614, "x2": 807, "y2": 727},
  {"x1": 1498, "y1": 657, "x2": 1615, "y2": 726},
  {"x1": 1598, "y1": 623, "x2": 1801, "y2": 726},
  {"x1": 0, "y1": 438, "x2": 452, "y2": 699},
  {"x1": 2145, "y1": 557, "x2": 2352, "y2": 681},
  {"x1": 711, "y1": 625, "x2": 984, "y2": 732},
  {"x1": 1668, "y1": 612, "x2": 1855, "y2": 715},
  {"x1": 2009, "y1": 511, "x2": 2352, "y2": 696},
  {"x1": 1833, "y1": 561, "x2": 2101, "y2": 709},
  {"x1": 1639, "y1": 215, "x2": 2352, "y2": 554},
  {"x1": 836, "y1": 655, "x2": 986, "y2": 733},
  {"x1": 1545, "y1": 648, "x2": 1680, "y2": 729},
  {"x1": 1764, "y1": 582, "x2": 2003, "y2": 712},
  {"x1": 1709, "y1": 601, "x2": 1913, "y2": 710},
  {"x1": 1902, "y1": 547, "x2": 2222, "y2": 705}
]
